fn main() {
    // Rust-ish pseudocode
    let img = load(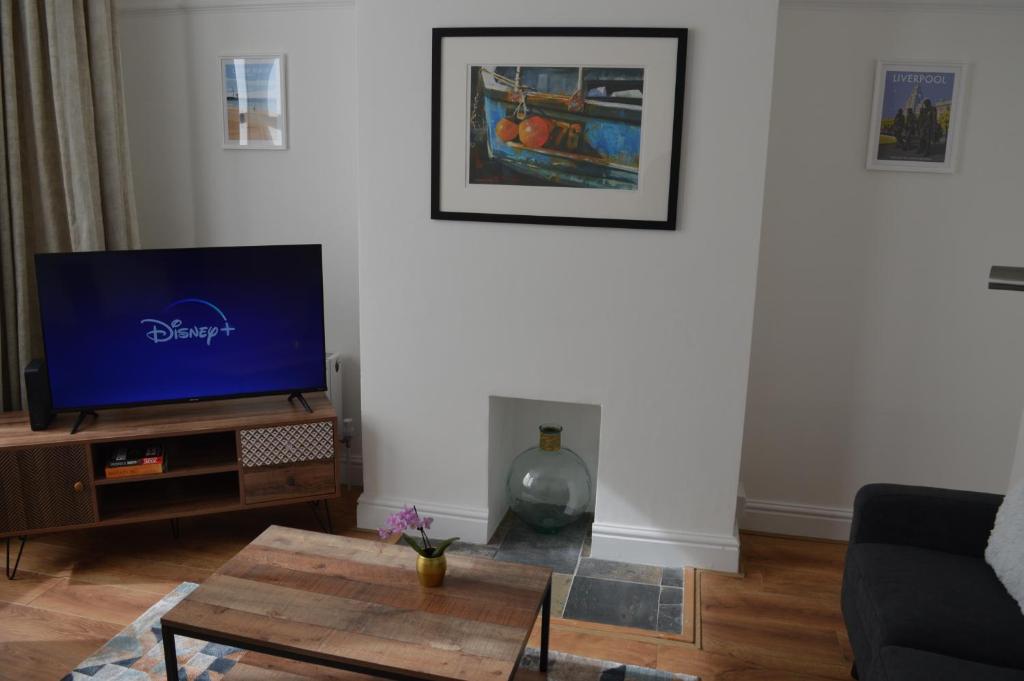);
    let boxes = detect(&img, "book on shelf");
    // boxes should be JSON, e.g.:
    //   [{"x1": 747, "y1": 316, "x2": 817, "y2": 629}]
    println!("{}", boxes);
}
[{"x1": 104, "y1": 444, "x2": 166, "y2": 479}]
